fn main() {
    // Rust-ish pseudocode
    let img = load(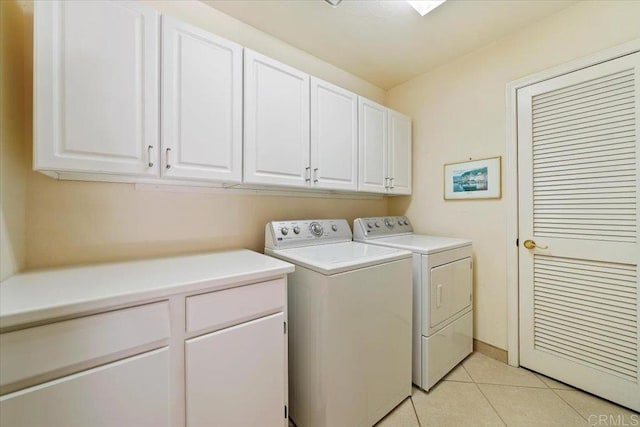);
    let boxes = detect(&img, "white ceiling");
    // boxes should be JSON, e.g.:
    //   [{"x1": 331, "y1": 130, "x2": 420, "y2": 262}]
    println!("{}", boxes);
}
[{"x1": 203, "y1": 0, "x2": 578, "y2": 89}]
